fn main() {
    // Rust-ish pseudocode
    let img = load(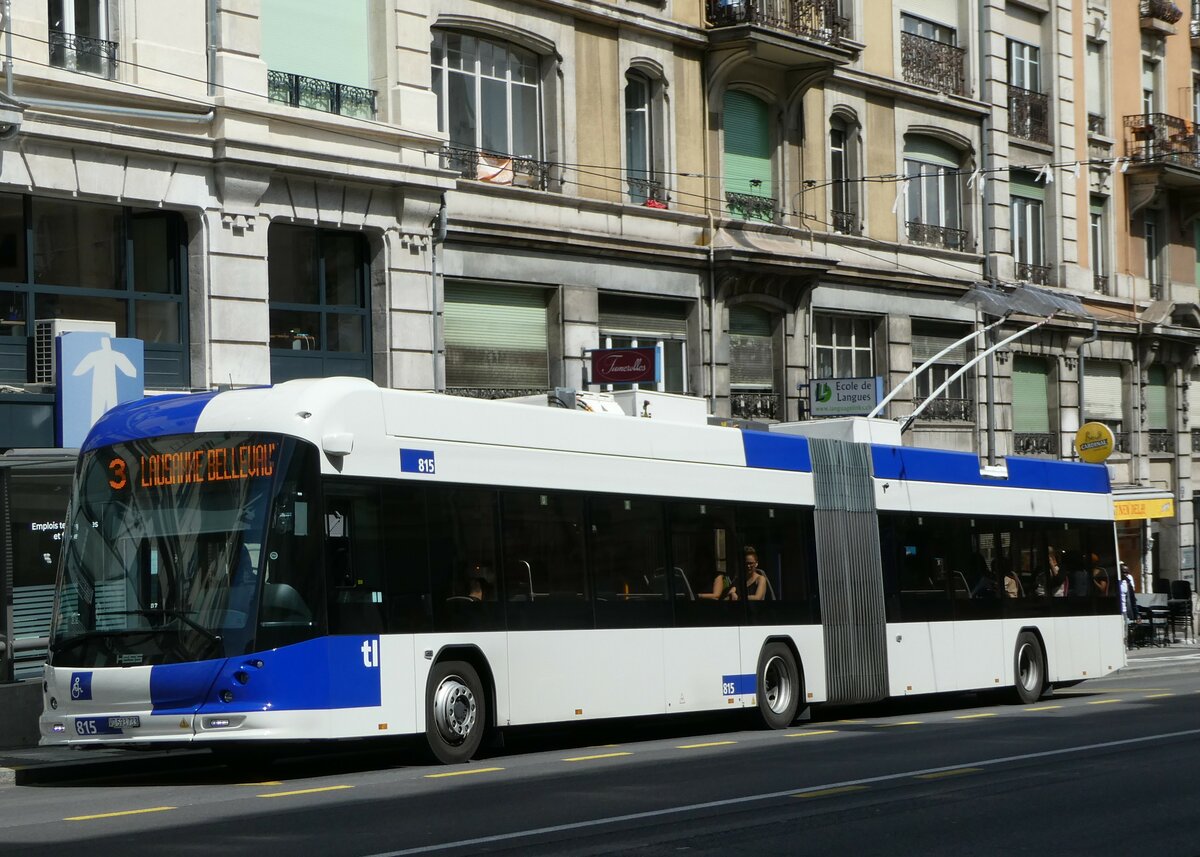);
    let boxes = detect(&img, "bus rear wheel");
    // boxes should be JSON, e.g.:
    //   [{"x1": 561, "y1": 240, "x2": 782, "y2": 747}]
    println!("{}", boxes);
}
[
  {"x1": 426, "y1": 659, "x2": 486, "y2": 764},
  {"x1": 1012, "y1": 632, "x2": 1045, "y2": 704},
  {"x1": 756, "y1": 643, "x2": 801, "y2": 729}
]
